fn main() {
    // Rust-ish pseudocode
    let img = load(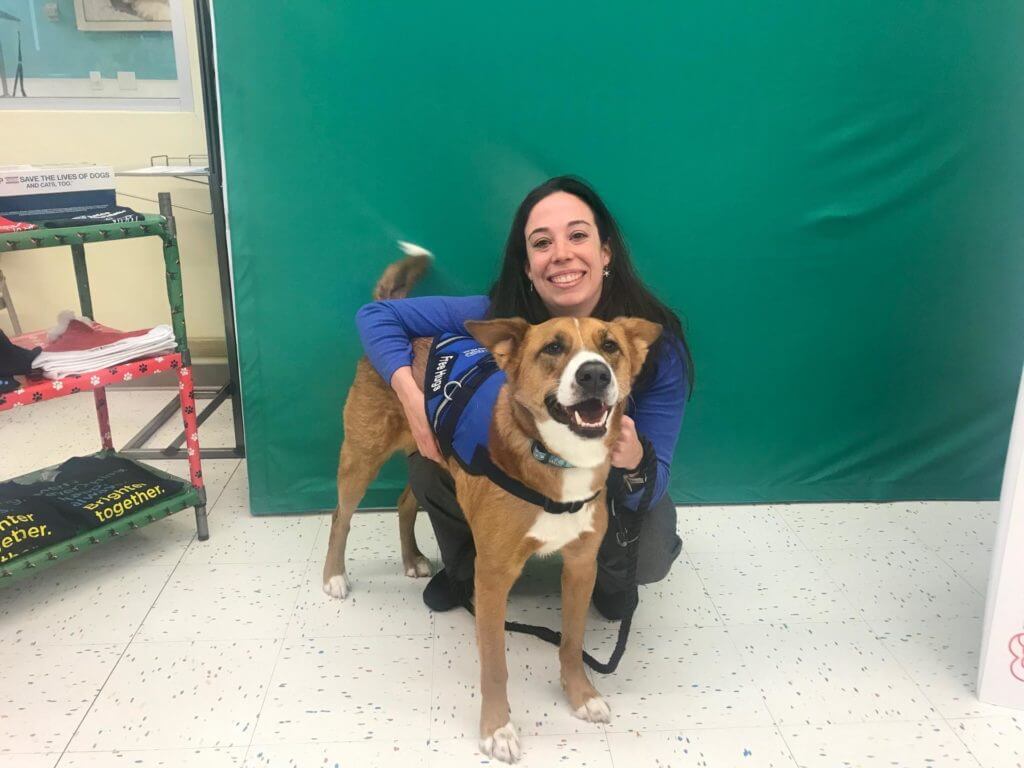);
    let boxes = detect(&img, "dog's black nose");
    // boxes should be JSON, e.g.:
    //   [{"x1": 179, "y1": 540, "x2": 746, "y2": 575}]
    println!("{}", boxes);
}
[{"x1": 576, "y1": 361, "x2": 611, "y2": 395}]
